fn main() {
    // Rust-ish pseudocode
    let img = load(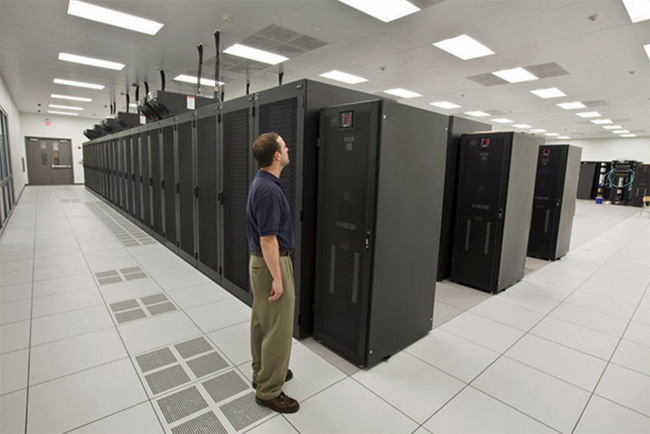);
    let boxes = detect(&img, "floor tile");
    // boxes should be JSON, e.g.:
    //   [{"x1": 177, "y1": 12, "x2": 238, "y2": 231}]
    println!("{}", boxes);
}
[
  {"x1": 207, "y1": 320, "x2": 251, "y2": 366},
  {"x1": 550, "y1": 302, "x2": 629, "y2": 337},
  {"x1": 33, "y1": 252, "x2": 85, "y2": 269},
  {"x1": 472, "y1": 357, "x2": 590, "y2": 433},
  {"x1": 574, "y1": 395, "x2": 650, "y2": 434},
  {"x1": 611, "y1": 339, "x2": 650, "y2": 376},
  {"x1": 300, "y1": 337, "x2": 360, "y2": 376},
  {"x1": 185, "y1": 298, "x2": 250, "y2": 333},
  {"x1": 68, "y1": 402, "x2": 164, "y2": 433},
  {"x1": 0, "y1": 282, "x2": 32, "y2": 304},
  {"x1": 439, "y1": 312, "x2": 524, "y2": 353},
  {"x1": 32, "y1": 274, "x2": 96, "y2": 298},
  {"x1": 405, "y1": 329, "x2": 499, "y2": 383},
  {"x1": 432, "y1": 302, "x2": 464, "y2": 327},
  {"x1": 0, "y1": 389, "x2": 26, "y2": 434},
  {"x1": 0, "y1": 257, "x2": 33, "y2": 272},
  {"x1": 0, "y1": 320, "x2": 31, "y2": 354},
  {"x1": 424, "y1": 386, "x2": 555, "y2": 434},
  {"x1": 564, "y1": 290, "x2": 637, "y2": 320},
  {"x1": 245, "y1": 415, "x2": 299, "y2": 434},
  {"x1": 152, "y1": 269, "x2": 212, "y2": 291},
  {"x1": 31, "y1": 305, "x2": 114, "y2": 346},
  {"x1": 505, "y1": 334, "x2": 607, "y2": 391},
  {"x1": 595, "y1": 363, "x2": 650, "y2": 417},
  {"x1": 468, "y1": 297, "x2": 544, "y2": 331},
  {"x1": 493, "y1": 286, "x2": 561, "y2": 314},
  {"x1": 435, "y1": 282, "x2": 491, "y2": 310},
  {"x1": 0, "y1": 299, "x2": 32, "y2": 325},
  {"x1": 118, "y1": 311, "x2": 202, "y2": 355},
  {"x1": 353, "y1": 352, "x2": 465, "y2": 423},
  {"x1": 632, "y1": 305, "x2": 650, "y2": 325},
  {"x1": 29, "y1": 328, "x2": 128, "y2": 386},
  {"x1": 1, "y1": 268, "x2": 33, "y2": 287},
  {"x1": 98, "y1": 279, "x2": 162, "y2": 304},
  {"x1": 284, "y1": 378, "x2": 418, "y2": 434},
  {"x1": 530, "y1": 316, "x2": 619, "y2": 360},
  {"x1": 27, "y1": 358, "x2": 148, "y2": 433},
  {"x1": 0, "y1": 349, "x2": 29, "y2": 395},
  {"x1": 498, "y1": 279, "x2": 573, "y2": 301},
  {"x1": 624, "y1": 321, "x2": 650, "y2": 347},
  {"x1": 32, "y1": 288, "x2": 104, "y2": 318},
  {"x1": 168, "y1": 282, "x2": 233, "y2": 309}
]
